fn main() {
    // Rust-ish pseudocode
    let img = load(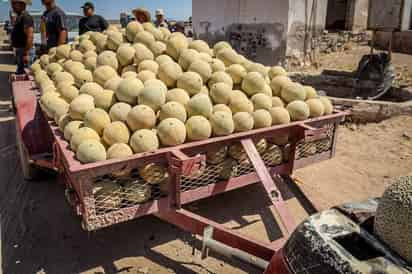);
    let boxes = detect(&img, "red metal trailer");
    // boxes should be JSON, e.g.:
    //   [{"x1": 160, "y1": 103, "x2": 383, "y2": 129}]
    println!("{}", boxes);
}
[{"x1": 11, "y1": 74, "x2": 348, "y2": 272}]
